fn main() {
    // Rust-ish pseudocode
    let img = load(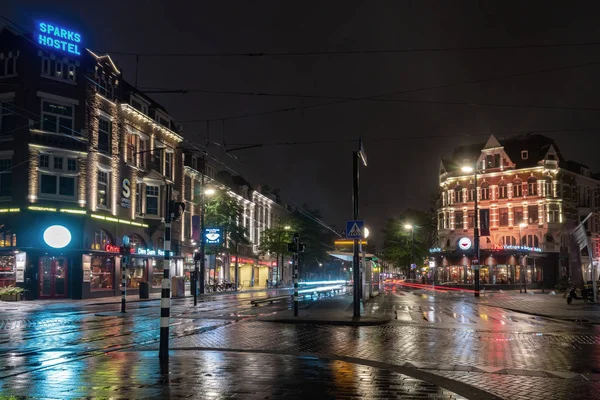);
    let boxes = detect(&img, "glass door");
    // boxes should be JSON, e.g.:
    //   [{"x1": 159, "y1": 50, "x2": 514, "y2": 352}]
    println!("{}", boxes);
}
[{"x1": 38, "y1": 256, "x2": 68, "y2": 298}]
